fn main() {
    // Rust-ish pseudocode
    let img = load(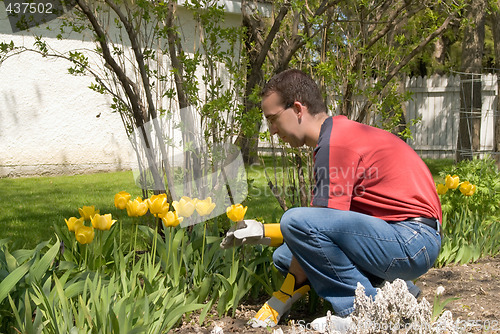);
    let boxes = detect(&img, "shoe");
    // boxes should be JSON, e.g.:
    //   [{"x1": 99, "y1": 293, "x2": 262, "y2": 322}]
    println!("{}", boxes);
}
[
  {"x1": 311, "y1": 314, "x2": 352, "y2": 333},
  {"x1": 247, "y1": 273, "x2": 310, "y2": 328},
  {"x1": 406, "y1": 280, "x2": 421, "y2": 299}
]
